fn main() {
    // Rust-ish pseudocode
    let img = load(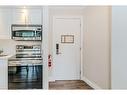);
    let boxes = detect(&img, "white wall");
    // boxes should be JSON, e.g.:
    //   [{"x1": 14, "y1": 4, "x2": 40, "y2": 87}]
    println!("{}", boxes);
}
[
  {"x1": 83, "y1": 6, "x2": 111, "y2": 89},
  {"x1": 112, "y1": 6, "x2": 127, "y2": 89}
]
